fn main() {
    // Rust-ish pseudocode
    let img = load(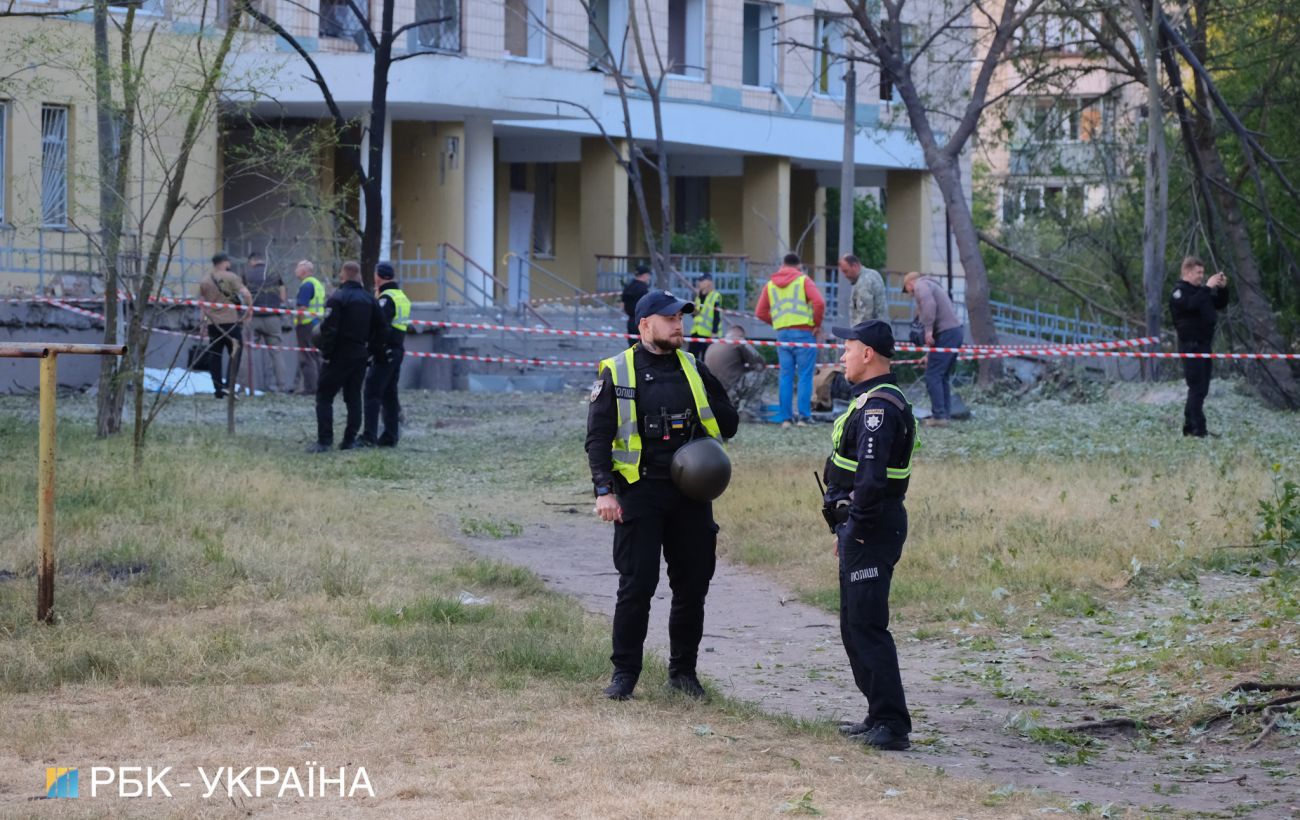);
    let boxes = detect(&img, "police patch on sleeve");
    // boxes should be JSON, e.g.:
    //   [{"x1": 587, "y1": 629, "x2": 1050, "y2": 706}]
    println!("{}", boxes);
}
[
  {"x1": 864, "y1": 408, "x2": 884, "y2": 432},
  {"x1": 589, "y1": 380, "x2": 604, "y2": 402},
  {"x1": 1173, "y1": 288, "x2": 1182, "y2": 300}
]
